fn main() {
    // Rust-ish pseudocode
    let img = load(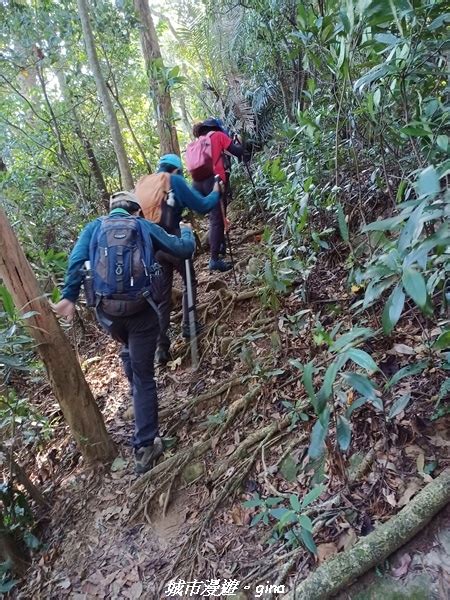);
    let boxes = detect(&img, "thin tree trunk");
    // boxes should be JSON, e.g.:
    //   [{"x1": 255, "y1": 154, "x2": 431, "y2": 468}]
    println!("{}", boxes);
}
[
  {"x1": 0, "y1": 206, "x2": 116, "y2": 463},
  {"x1": 55, "y1": 68, "x2": 110, "y2": 207},
  {"x1": 134, "y1": 0, "x2": 180, "y2": 156},
  {"x1": 1, "y1": 444, "x2": 49, "y2": 508},
  {"x1": 106, "y1": 81, "x2": 153, "y2": 173},
  {"x1": 77, "y1": 0, "x2": 134, "y2": 190}
]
